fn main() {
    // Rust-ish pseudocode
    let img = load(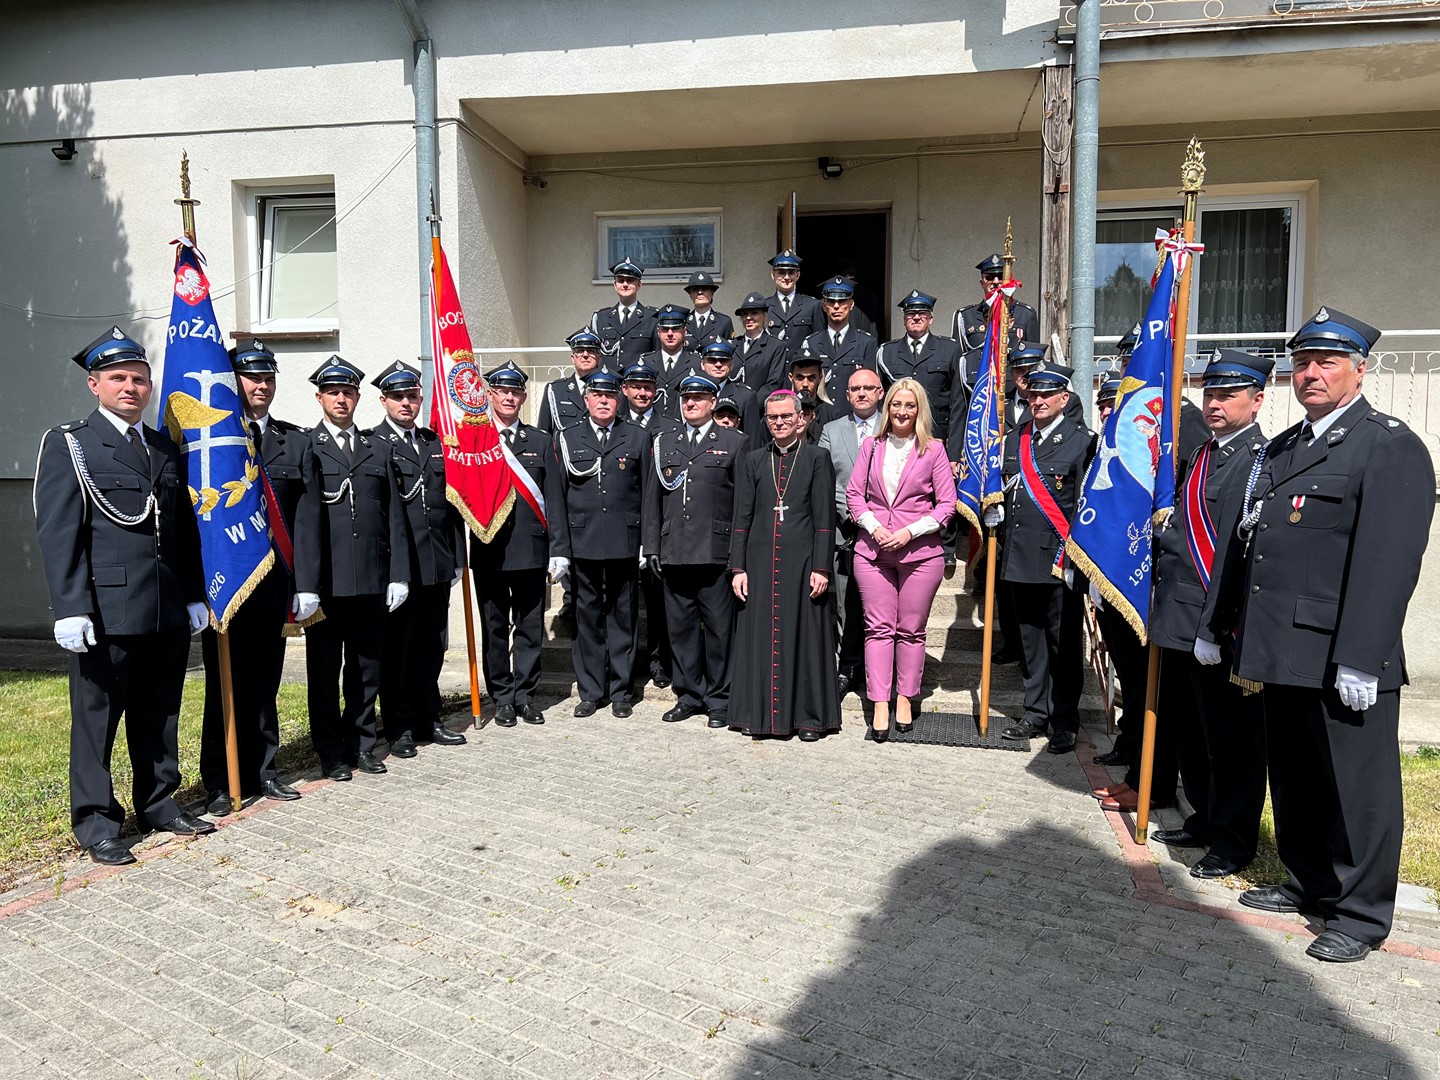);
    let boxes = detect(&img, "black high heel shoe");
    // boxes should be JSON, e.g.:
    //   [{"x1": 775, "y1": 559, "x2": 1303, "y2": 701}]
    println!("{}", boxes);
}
[
  {"x1": 894, "y1": 722, "x2": 913, "y2": 734},
  {"x1": 871, "y1": 723, "x2": 890, "y2": 744}
]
